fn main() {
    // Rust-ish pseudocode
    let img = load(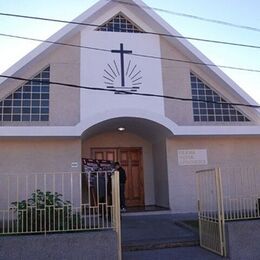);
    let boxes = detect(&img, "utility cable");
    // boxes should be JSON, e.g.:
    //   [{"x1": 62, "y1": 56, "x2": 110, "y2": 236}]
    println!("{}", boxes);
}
[
  {"x1": 1, "y1": 32, "x2": 260, "y2": 73},
  {"x1": 0, "y1": 12, "x2": 260, "y2": 50},
  {"x1": 0, "y1": 74, "x2": 259, "y2": 108},
  {"x1": 110, "y1": 0, "x2": 260, "y2": 33}
]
